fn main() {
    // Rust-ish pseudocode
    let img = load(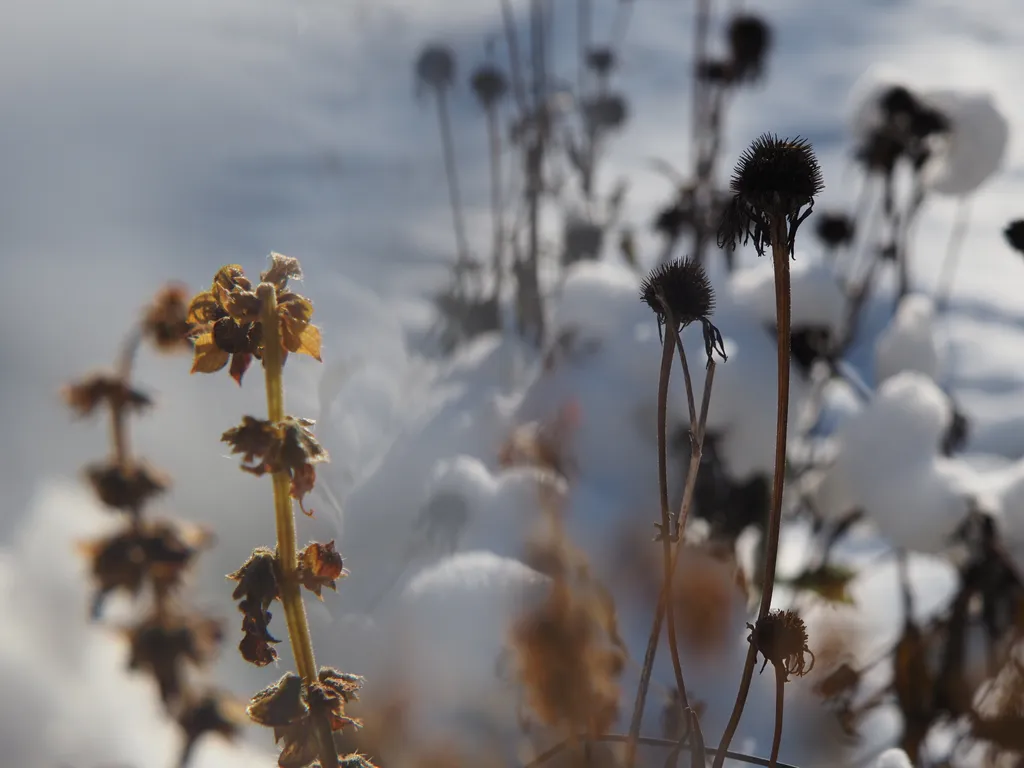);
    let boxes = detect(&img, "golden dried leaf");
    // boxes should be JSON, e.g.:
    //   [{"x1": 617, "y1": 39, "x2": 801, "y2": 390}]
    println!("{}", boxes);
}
[
  {"x1": 191, "y1": 333, "x2": 230, "y2": 374},
  {"x1": 296, "y1": 324, "x2": 322, "y2": 362},
  {"x1": 212, "y1": 264, "x2": 251, "y2": 293},
  {"x1": 187, "y1": 290, "x2": 223, "y2": 326}
]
